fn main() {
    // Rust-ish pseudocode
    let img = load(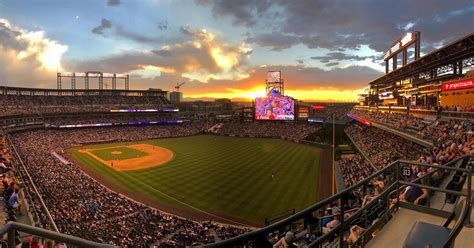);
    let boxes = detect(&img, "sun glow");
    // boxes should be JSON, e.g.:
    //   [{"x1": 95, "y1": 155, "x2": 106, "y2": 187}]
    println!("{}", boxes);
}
[
  {"x1": 140, "y1": 65, "x2": 176, "y2": 73},
  {"x1": 186, "y1": 87, "x2": 363, "y2": 102},
  {"x1": 243, "y1": 88, "x2": 266, "y2": 99},
  {"x1": 210, "y1": 47, "x2": 239, "y2": 70}
]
